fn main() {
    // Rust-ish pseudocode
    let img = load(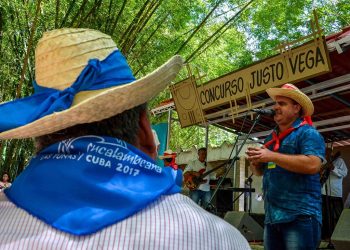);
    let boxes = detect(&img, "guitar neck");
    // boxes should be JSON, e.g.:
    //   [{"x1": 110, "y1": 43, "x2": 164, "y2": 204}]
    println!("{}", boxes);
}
[{"x1": 200, "y1": 156, "x2": 239, "y2": 178}]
